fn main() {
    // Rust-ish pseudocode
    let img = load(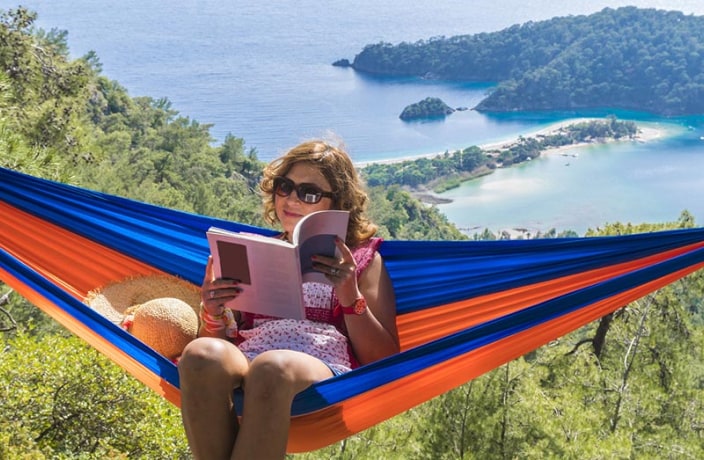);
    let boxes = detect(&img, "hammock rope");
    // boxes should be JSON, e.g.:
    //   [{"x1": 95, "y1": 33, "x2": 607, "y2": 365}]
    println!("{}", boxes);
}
[{"x1": 2, "y1": 166, "x2": 704, "y2": 452}]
